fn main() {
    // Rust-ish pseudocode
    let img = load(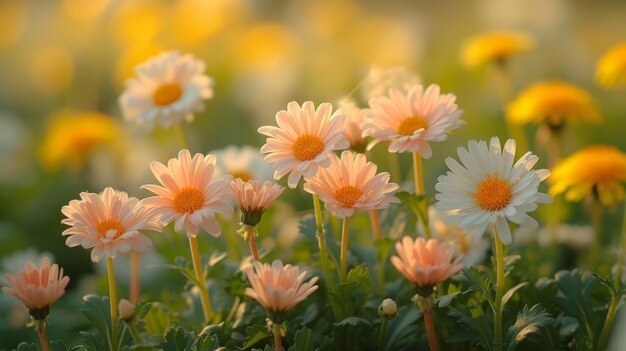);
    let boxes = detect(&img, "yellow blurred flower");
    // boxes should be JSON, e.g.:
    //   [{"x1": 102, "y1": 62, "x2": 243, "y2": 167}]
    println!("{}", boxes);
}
[
  {"x1": 0, "y1": 0, "x2": 26, "y2": 48},
  {"x1": 506, "y1": 81, "x2": 601, "y2": 127},
  {"x1": 234, "y1": 24, "x2": 299, "y2": 70},
  {"x1": 40, "y1": 111, "x2": 123, "y2": 171},
  {"x1": 30, "y1": 46, "x2": 74, "y2": 96},
  {"x1": 461, "y1": 31, "x2": 533, "y2": 68},
  {"x1": 596, "y1": 42, "x2": 626, "y2": 89},
  {"x1": 111, "y1": 0, "x2": 164, "y2": 46},
  {"x1": 549, "y1": 145, "x2": 626, "y2": 206},
  {"x1": 62, "y1": 0, "x2": 110, "y2": 21}
]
